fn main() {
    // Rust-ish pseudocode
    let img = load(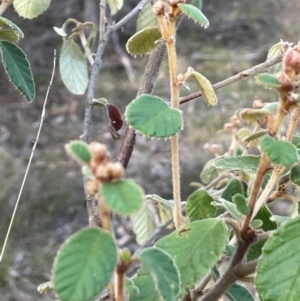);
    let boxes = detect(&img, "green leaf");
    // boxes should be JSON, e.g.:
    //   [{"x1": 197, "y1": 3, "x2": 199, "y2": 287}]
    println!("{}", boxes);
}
[
  {"x1": 130, "y1": 267, "x2": 161, "y2": 301},
  {"x1": 136, "y1": 2, "x2": 158, "y2": 31},
  {"x1": 186, "y1": 189, "x2": 217, "y2": 221},
  {"x1": 187, "y1": 68, "x2": 217, "y2": 105},
  {"x1": 132, "y1": 202, "x2": 157, "y2": 245},
  {"x1": 125, "y1": 94, "x2": 183, "y2": 138},
  {"x1": 0, "y1": 29, "x2": 19, "y2": 42},
  {"x1": 290, "y1": 165, "x2": 300, "y2": 186},
  {"x1": 140, "y1": 248, "x2": 180, "y2": 301},
  {"x1": 266, "y1": 42, "x2": 283, "y2": 74},
  {"x1": 192, "y1": 0, "x2": 202, "y2": 10},
  {"x1": 107, "y1": 0, "x2": 124, "y2": 15},
  {"x1": 125, "y1": 278, "x2": 140, "y2": 296},
  {"x1": 101, "y1": 179, "x2": 144, "y2": 215},
  {"x1": 213, "y1": 155, "x2": 260, "y2": 173},
  {"x1": 65, "y1": 140, "x2": 92, "y2": 164},
  {"x1": 200, "y1": 158, "x2": 219, "y2": 184},
  {"x1": 256, "y1": 215, "x2": 300, "y2": 301},
  {"x1": 178, "y1": 3, "x2": 209, "y2": 28},
  {"x1": 247, "y1": 240, "x2": 266, "y2": 261},
  {"x1": 270, "y1": 215, "x2": 291, "y2": 224},
  {"x1": 60, "y1": 39, "x2": 88, "y2": 95},
  {"x1": 254, "y1": 204, "x2": 277, "y2": 231},
  {"x1": 0, "y1": 41, "x2": 35, "y2": 102},
  {"x1": 238, "y1": 108, "x2": 272, "y2": 125},
  {"x1": 216, "y1": 198, "x2": 242, "y2": 219},
  {"x1": 53, "y1": 227, "x2": 117, "y2": 301},
  {"x1": 221, "y1": 178, "x2": 244, "y2": 202},
  {"x1": 292, "y1": 135, "x2": 300, "y2": 148},
  {"x1": 155, "y1": 219, "x2": 227, "y2": 288},
  {"x1": 0, "y1": 16, "x2": 24, "y2": 39},
  {"x1": 261, "y1": 136, "x2": 298, "y2": 166},
  {"x1": 126, "y1": 26, "x2": 162, "y2": 56},
  {"x1": 13, "y1": 0, "x2": 51, "y2": 19},
  {"x1": 233, "y1": 194, "x2": 250, "y2": 215},
  {"x1": 256, "y1": 73, "x2": 281, "y2": 88}
]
